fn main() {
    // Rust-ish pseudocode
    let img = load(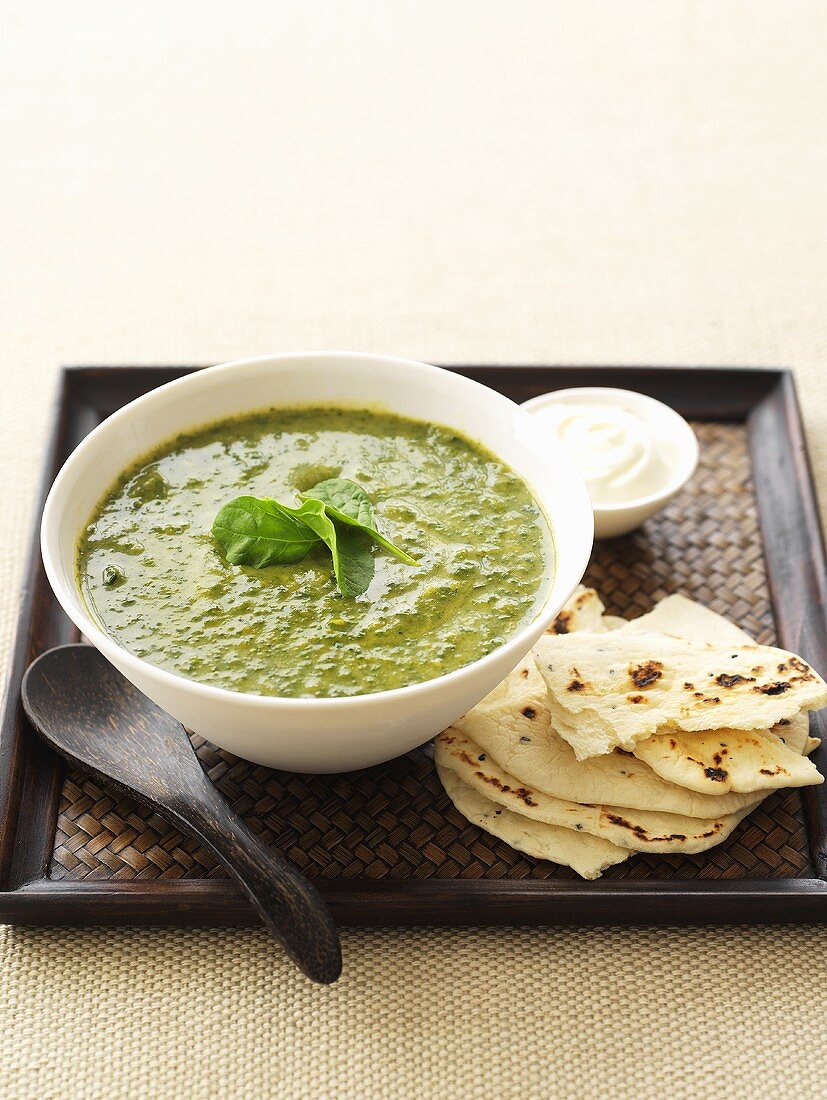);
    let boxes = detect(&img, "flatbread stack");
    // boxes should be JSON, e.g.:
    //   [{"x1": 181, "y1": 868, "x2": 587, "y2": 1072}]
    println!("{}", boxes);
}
[{"x1": 435, "y1": 588, "x2": 827, "y2": 879}]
